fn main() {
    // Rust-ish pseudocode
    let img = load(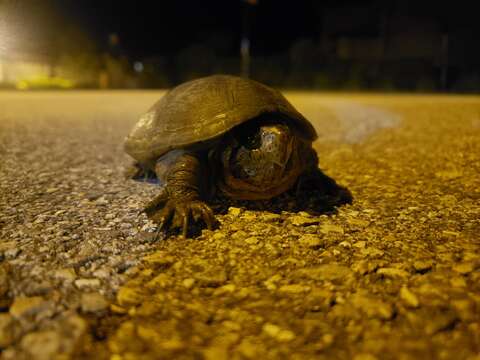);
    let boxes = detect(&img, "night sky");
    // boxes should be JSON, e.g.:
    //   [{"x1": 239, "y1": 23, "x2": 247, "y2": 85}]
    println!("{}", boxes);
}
[
  {"x1": 4, "y1": 0, "x2": 480, "y2": 60},
  {"x1": 53, "y1": 0, "x2": 480, "y2": 60},
  {"x1": 56, "y1": 0, "x2": 324, "y2": 59}
]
